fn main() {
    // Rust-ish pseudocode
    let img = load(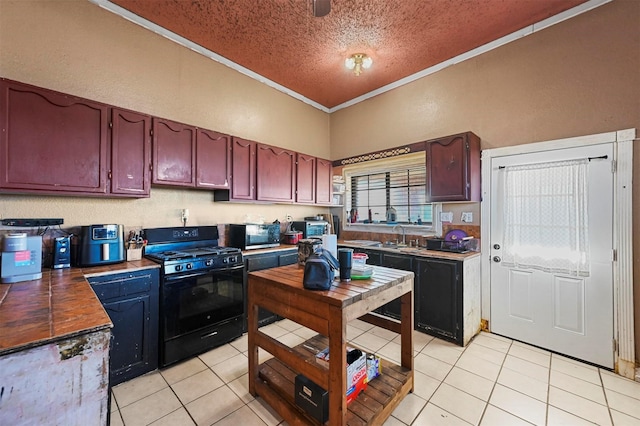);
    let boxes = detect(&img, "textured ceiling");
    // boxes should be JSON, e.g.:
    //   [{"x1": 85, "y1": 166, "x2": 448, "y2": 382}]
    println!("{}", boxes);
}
[{"x1": 107, "y1": 0, "x2": 589, "y2": 110}]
